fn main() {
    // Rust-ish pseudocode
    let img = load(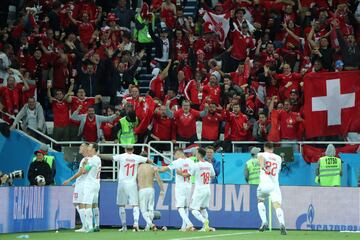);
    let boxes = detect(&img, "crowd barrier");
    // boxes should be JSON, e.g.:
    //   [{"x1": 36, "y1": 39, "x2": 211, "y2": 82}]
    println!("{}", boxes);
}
[
  {"x1": 100, "y1": 182, "x2": 360, "y2": 231},
  {"x1": 0, "y1": 186, "x2": 75, "y2": 234}
]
